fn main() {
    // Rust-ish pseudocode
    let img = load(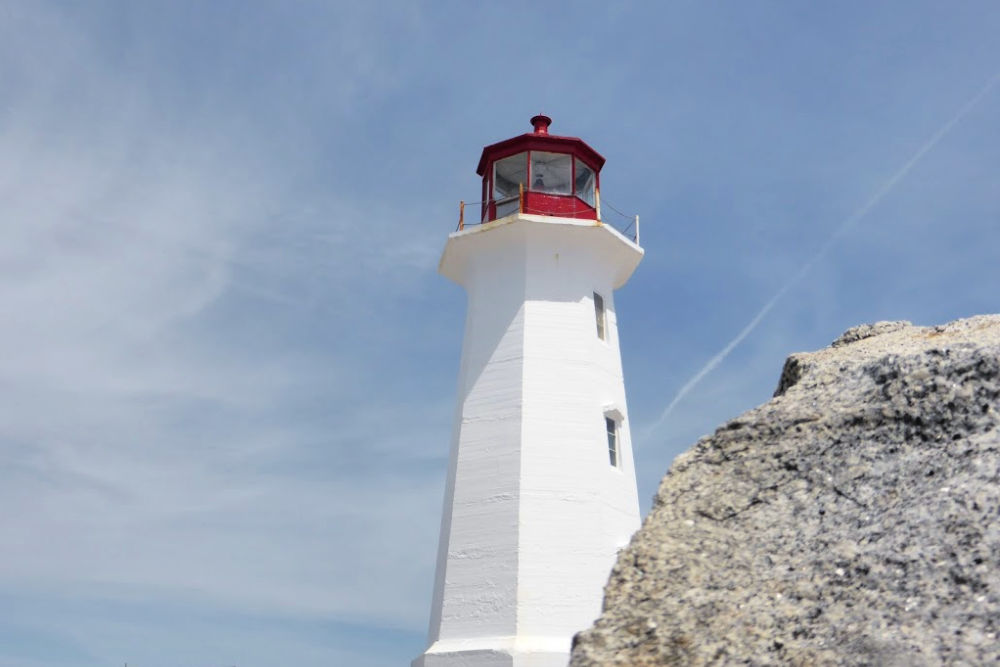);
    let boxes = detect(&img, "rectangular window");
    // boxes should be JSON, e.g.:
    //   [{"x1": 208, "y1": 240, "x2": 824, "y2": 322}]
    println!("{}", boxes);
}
[
  {"x1": 530, "y1": 151, "x2": 572, "y2": 195},
  {"x1": 482, "y1": 175, "x2": 489, "y2": 222},
  {"x1": 606, "y1": 417, "x2": 618, "y2": 467},
  {"x1": 494, "y1": 152, "x2": 527, "y2": 218},
  {"x1": 594, "y1": 292, "x2": 606, "y2": 340},
  {"x1": 574, "y1": 158, "x2": 596, "y2": 207}
]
